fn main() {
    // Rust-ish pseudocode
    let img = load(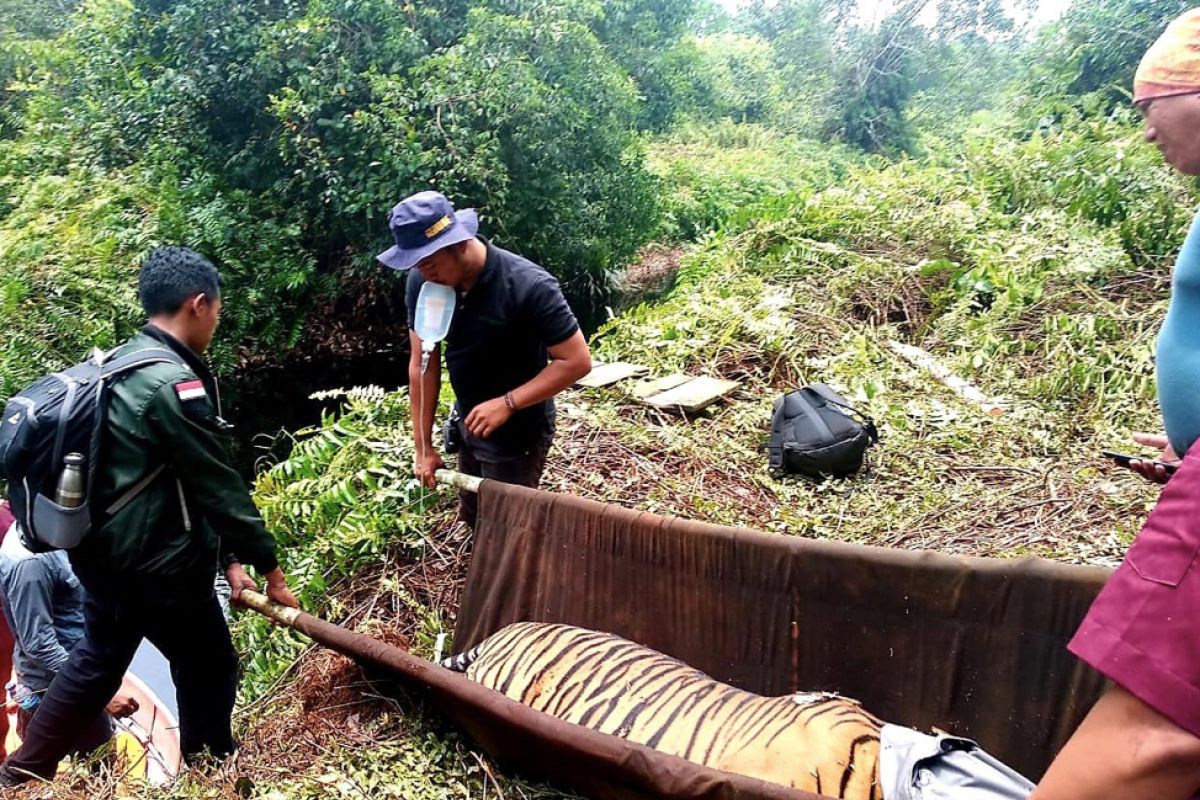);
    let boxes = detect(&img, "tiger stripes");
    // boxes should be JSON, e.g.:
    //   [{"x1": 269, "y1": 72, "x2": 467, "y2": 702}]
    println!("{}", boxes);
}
[{"x1": 443, "y1": 622, "x2": 884, "y2": 799}]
